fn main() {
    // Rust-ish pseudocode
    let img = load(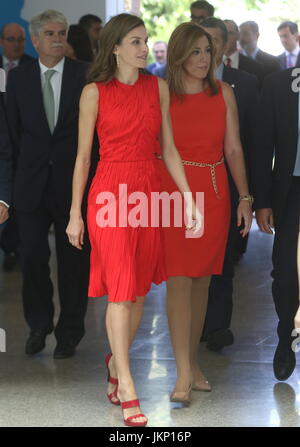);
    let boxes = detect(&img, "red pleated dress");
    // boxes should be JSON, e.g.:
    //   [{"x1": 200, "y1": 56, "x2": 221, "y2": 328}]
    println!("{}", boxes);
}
[
  {"x1": 160, "y1": 82, "x2": 231, "y2": 277},
  {"x1": 87, "y1": 73, "x2": 167, "y2": 302}
]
